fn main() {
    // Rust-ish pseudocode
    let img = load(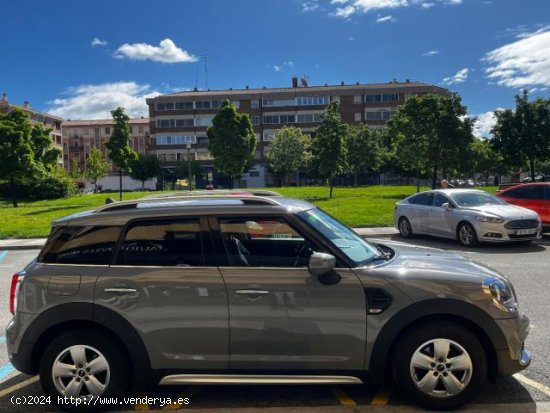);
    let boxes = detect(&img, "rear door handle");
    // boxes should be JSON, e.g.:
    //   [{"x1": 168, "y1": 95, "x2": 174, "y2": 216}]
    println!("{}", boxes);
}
[
  {"x1": 104, "y1": 288, "x2": 138, "y2": 294},
  {"x1": 235, "y1": 289, "x2": 269, "y2": 296}
]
